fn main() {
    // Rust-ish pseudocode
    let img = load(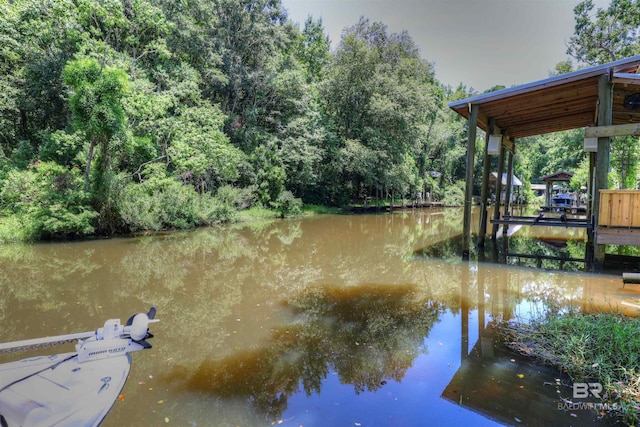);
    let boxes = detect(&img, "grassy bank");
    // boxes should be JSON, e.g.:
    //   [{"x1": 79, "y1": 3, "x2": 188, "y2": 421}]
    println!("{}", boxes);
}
[
  {"x1": 301, "y1": 204, "x2": 343, "y2": 215},
  {"x1": 498, "y1": 312, "x2": 640, "y2": 424},
  {"x1": 236, "y1": 204, "x2": 342, "y2": 222}
]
